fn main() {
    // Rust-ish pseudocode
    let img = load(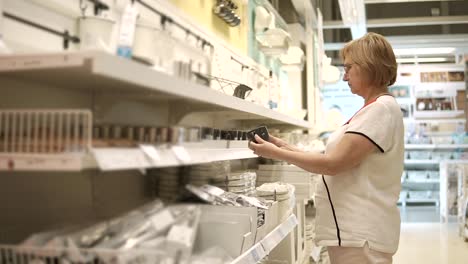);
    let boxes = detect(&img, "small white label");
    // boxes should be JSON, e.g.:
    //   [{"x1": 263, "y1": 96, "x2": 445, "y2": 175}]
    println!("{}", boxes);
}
[
  {"x1": 239, "y1": 195, "x2": 268, "y2": 209},
  {"x1": 167, "y1": 225, "x2": 194, "y2": 247},
  {"x1": 251, "y1": 245, "x2": 264, "y2": 261},
  {"x1": 150, "y1": 209, "x2": 174, "y2": 231},
  {"x1": 118, "y1": 3, "x2": 138, "y2": 46},
  {"x1": 140, "y1": 144, "x2": 161, "y2": 163},
  {"x1": 93, "y1": 149, "x2": 149, "y2": 171},
  {"x1": 171, "y1": 146, "x2": 191, "y2": 163}
]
